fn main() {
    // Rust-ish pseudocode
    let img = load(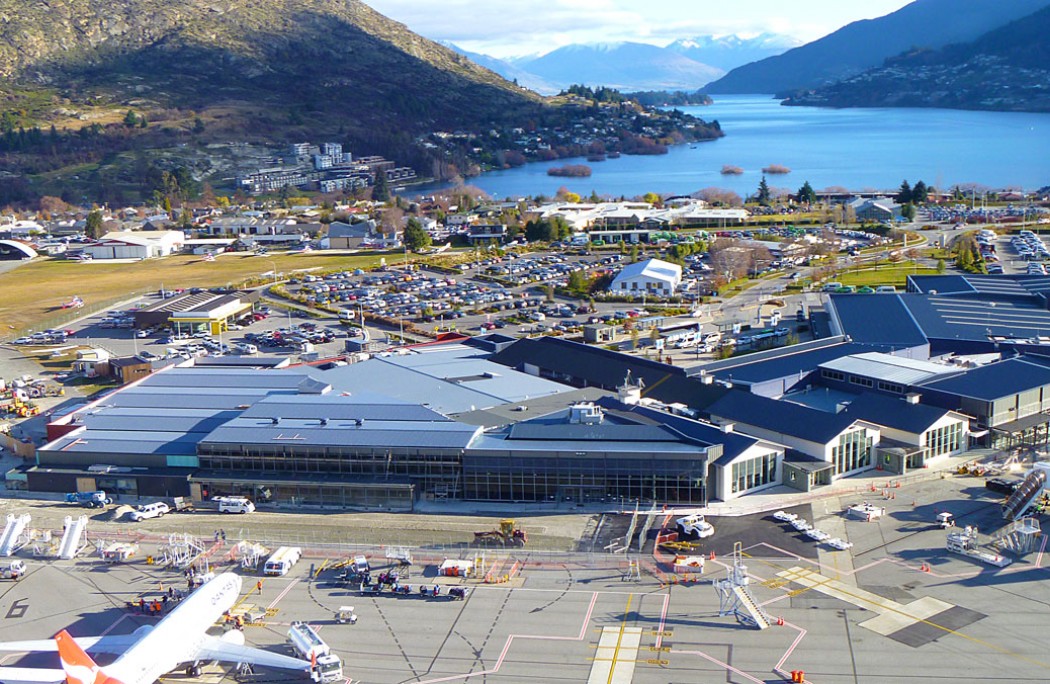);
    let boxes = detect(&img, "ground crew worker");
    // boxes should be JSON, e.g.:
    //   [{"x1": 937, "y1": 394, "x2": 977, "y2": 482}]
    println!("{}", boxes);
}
[{"x1": 256, "y1": 580, "x2": 262, "y2": 594}]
